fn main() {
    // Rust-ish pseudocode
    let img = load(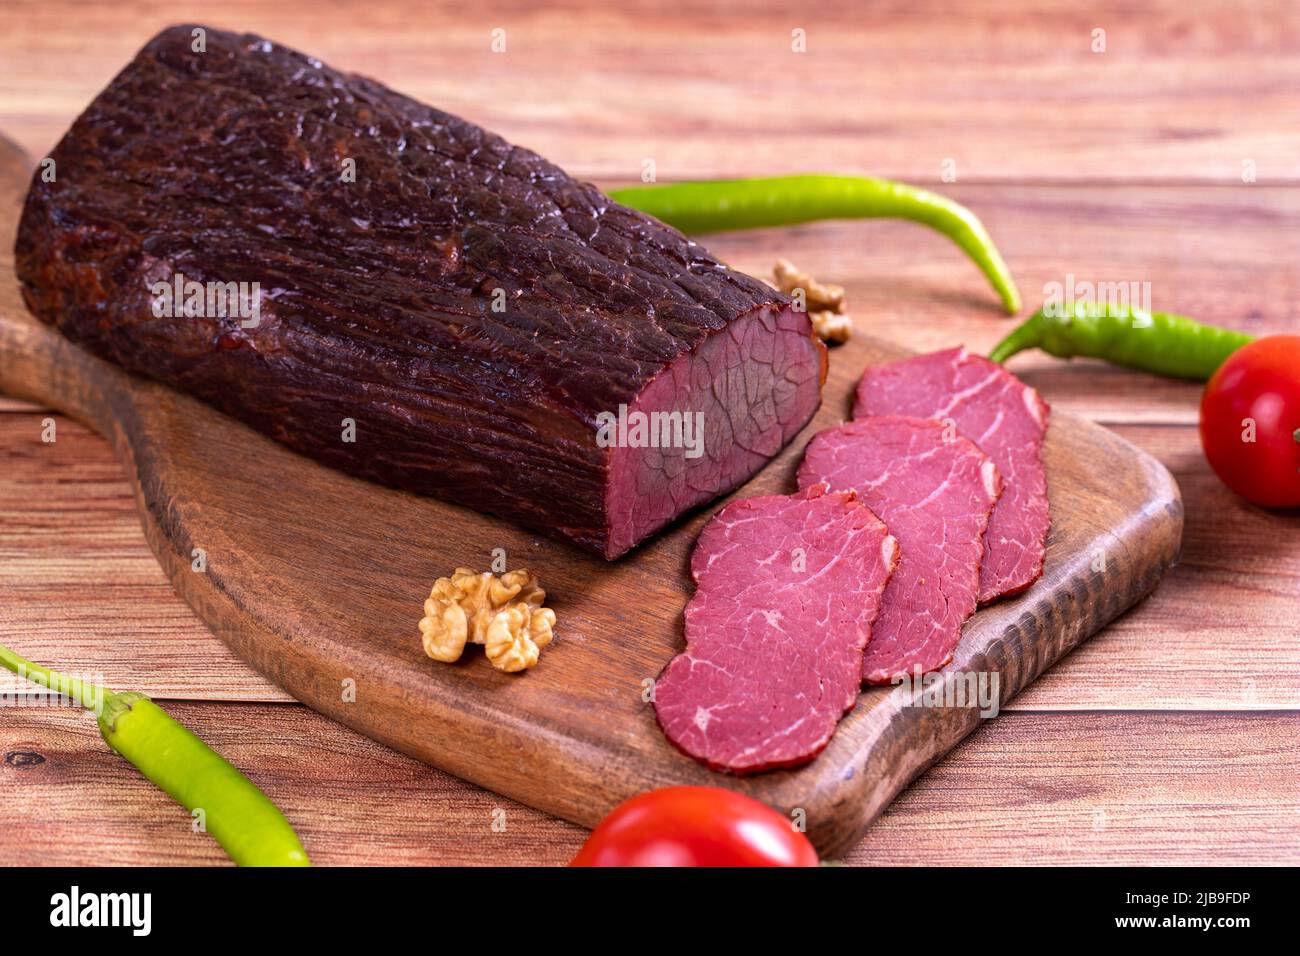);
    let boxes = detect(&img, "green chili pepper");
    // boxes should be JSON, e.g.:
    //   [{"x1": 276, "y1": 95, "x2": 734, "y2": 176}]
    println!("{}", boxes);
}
[
  {"x1": 609, "y1": 174, "x2": 1021, "y2": 314},
  {"x1": 0, "y1": 642, "x2": 310, "y2": 867},
  {"x1": 988, "y1": 300, "x2": 1255, "y2": 380}
]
